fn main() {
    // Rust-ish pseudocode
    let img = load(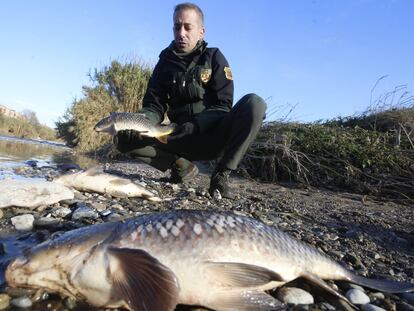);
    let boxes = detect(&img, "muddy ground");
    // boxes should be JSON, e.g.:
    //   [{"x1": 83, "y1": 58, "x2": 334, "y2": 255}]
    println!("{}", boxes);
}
[{"x1": 0, "y1": 160, "x2": 413, "y2": 310}]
